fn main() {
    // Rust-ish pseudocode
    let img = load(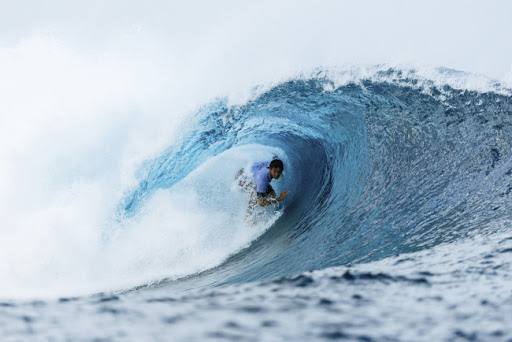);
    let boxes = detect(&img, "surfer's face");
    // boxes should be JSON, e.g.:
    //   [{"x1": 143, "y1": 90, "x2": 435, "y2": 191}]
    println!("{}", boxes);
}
[{"x1": 270, "y1": 167, "x2": 283, "y2": 179}]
